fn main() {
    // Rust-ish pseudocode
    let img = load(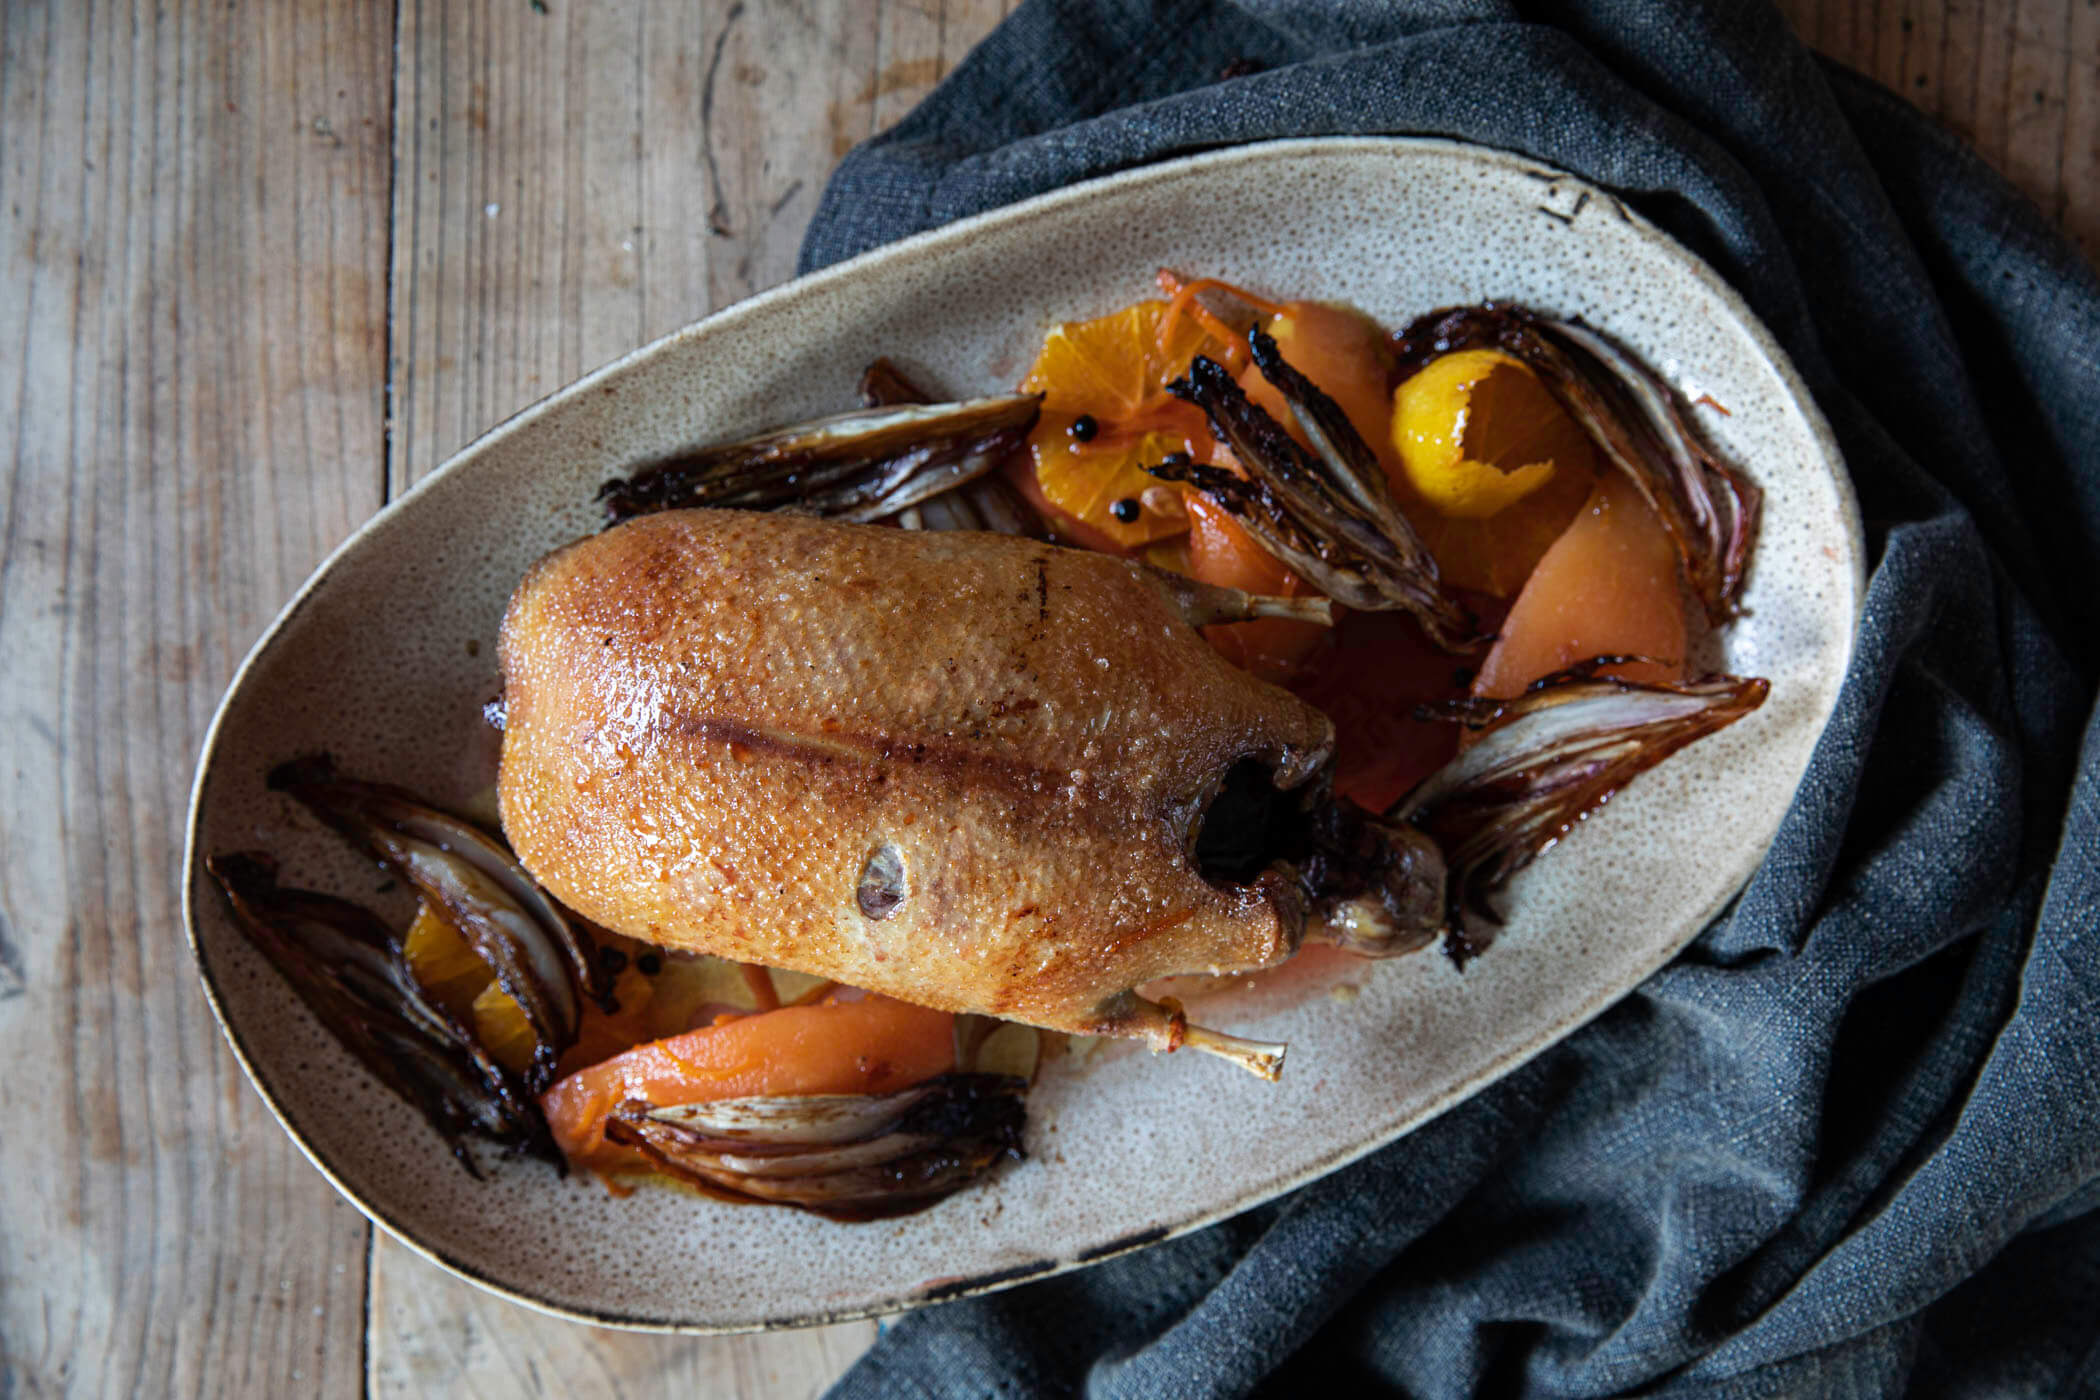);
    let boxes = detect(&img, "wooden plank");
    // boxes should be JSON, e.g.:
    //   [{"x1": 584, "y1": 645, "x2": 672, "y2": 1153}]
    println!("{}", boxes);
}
[
  {"x1": 2064, "y1": 0, "x2": 2100, "y2": 262},
  {"x1": 0, "y1": 0, "x2": 390, "y2": 1395},
  {"x1": 1778, "y1": 0, "x2": 2096, "y2": 258},
  {"x1": 387, "y1": 0, "x2": 892, "y2": 493},
  {"x1": 367, "y1": 1235, "x2": 878, "y2": 1399}
]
